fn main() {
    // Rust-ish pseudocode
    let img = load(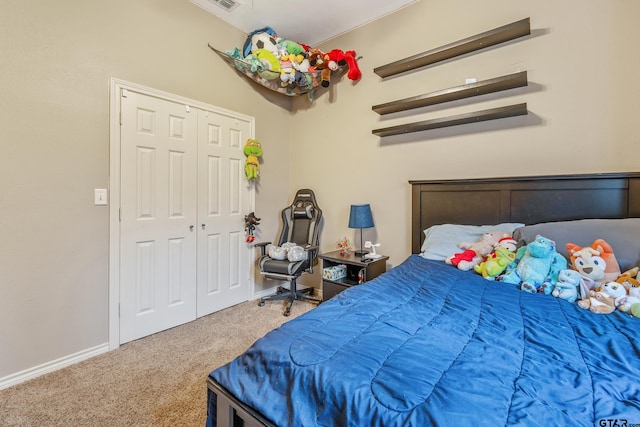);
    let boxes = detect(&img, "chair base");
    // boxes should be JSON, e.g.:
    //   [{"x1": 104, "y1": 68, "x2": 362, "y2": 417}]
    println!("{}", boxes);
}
[{"x1": 259, "y1": 285, "x2": 321, "y2": 316}]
